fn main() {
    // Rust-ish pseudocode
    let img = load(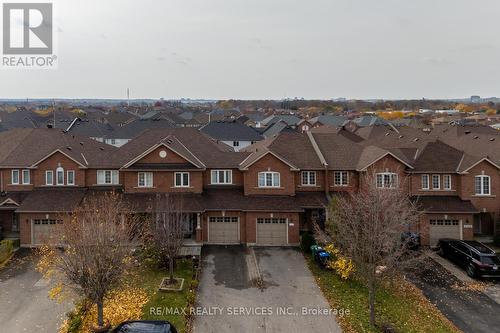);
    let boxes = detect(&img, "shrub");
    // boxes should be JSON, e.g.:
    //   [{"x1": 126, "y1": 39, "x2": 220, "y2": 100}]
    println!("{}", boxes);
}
[
  {"x1": 300, "y1": 232, "x2": 316, "y2": 253},
  {"x1": 0, "y1": 240, "x2": 14, "y2": 264}
]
